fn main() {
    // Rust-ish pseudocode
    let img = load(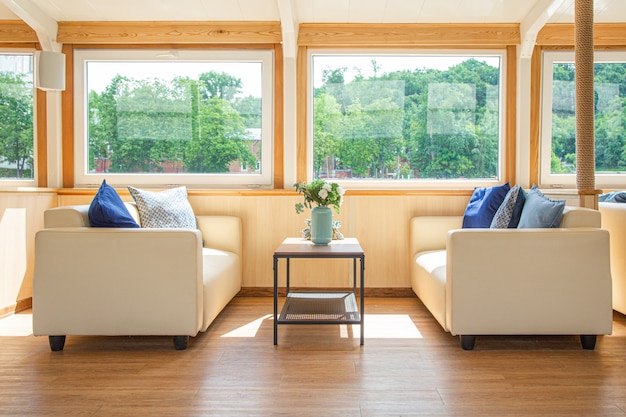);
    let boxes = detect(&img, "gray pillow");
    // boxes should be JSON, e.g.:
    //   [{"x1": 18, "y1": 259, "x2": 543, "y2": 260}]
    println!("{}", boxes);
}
[
  {"x1": 517, "y1": 186, "x2": 565, "y2": 228},
  {"x1": 128, "y1": 186, "x2": 197, "y2": 229}
]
